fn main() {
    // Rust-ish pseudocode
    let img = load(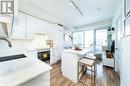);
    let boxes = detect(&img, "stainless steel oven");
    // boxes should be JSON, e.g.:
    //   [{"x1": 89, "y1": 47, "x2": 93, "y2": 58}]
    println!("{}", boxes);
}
[{"x1": 38, "y1": 51, "x2": 50, "y2": 62}]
